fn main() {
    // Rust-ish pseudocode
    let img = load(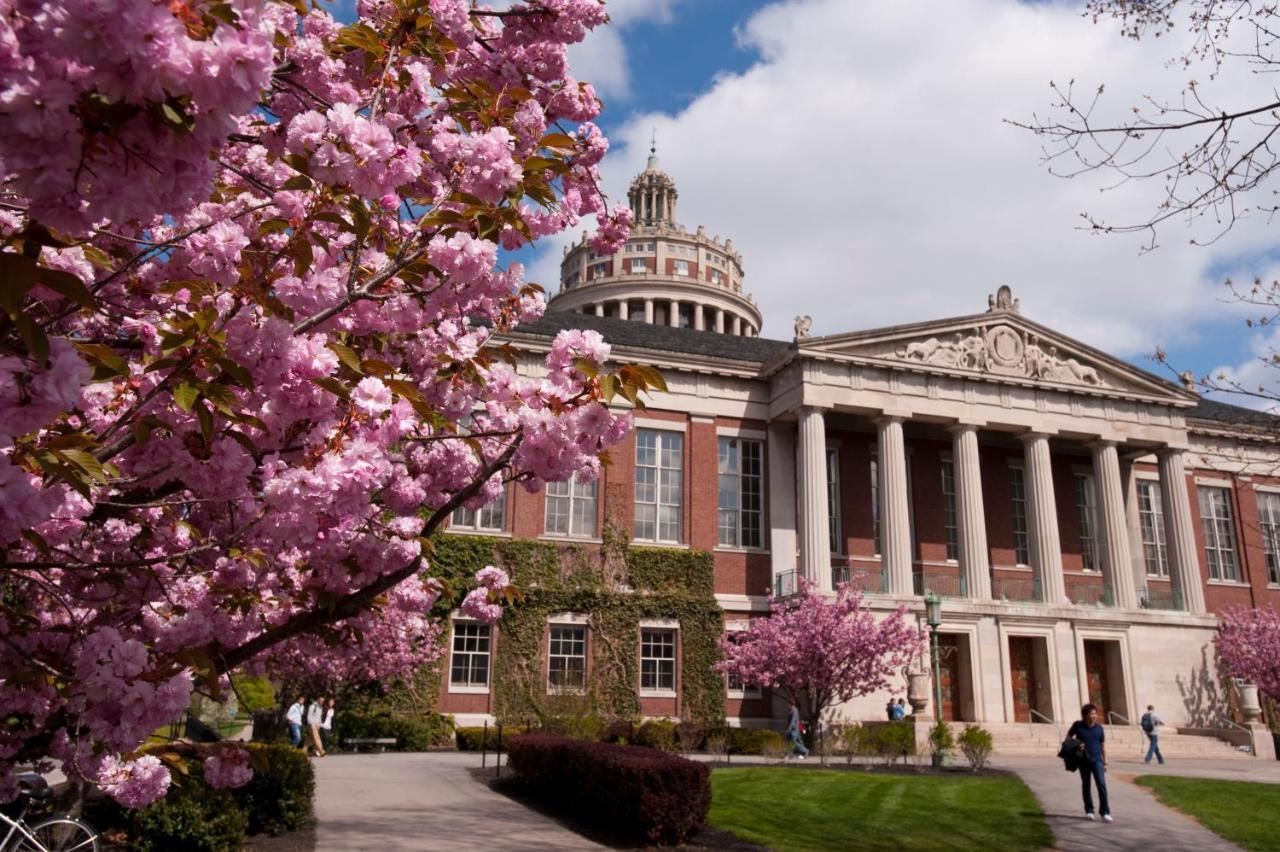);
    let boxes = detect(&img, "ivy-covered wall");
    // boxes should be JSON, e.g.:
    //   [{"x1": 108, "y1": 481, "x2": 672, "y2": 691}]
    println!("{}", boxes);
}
[{"x1": 429, "y1": 528, "x2": 726, "y2": 725}]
